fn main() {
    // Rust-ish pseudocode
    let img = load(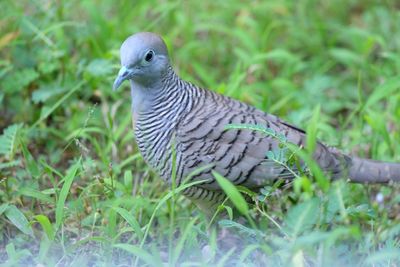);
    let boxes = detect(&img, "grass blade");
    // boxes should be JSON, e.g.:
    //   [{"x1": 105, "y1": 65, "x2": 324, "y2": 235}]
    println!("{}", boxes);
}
[
  {"x1": 212, "y1": 171, "x2": 249, "y2": 216},
  {"x1": 20, "y1": 188, "x2": 54, "y2": 204},
  {"x1": 19, "y1": 137, "x2": 40, "y2": 178},
  {"x1": 34, "y1": 215, "x2": 55, "y2": 241},
  {"x1": 306, "y1": 105, "x2": 320, "y2": 153},
  {"x1": 113, "y1": 206, "x2": 143, "y2": 241},
  {"x1": 5, "y1": 205, "x2": 34, "y2": 237},
  {"x1": 0, "y1": 203, "x2": 9, "y2": 216},
  {"x1": 55, "y1": 159, "x2": 81, "y2": 230},
  {"x1": 171, "y1": 217, "x2": 197, "y2": 265}
]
